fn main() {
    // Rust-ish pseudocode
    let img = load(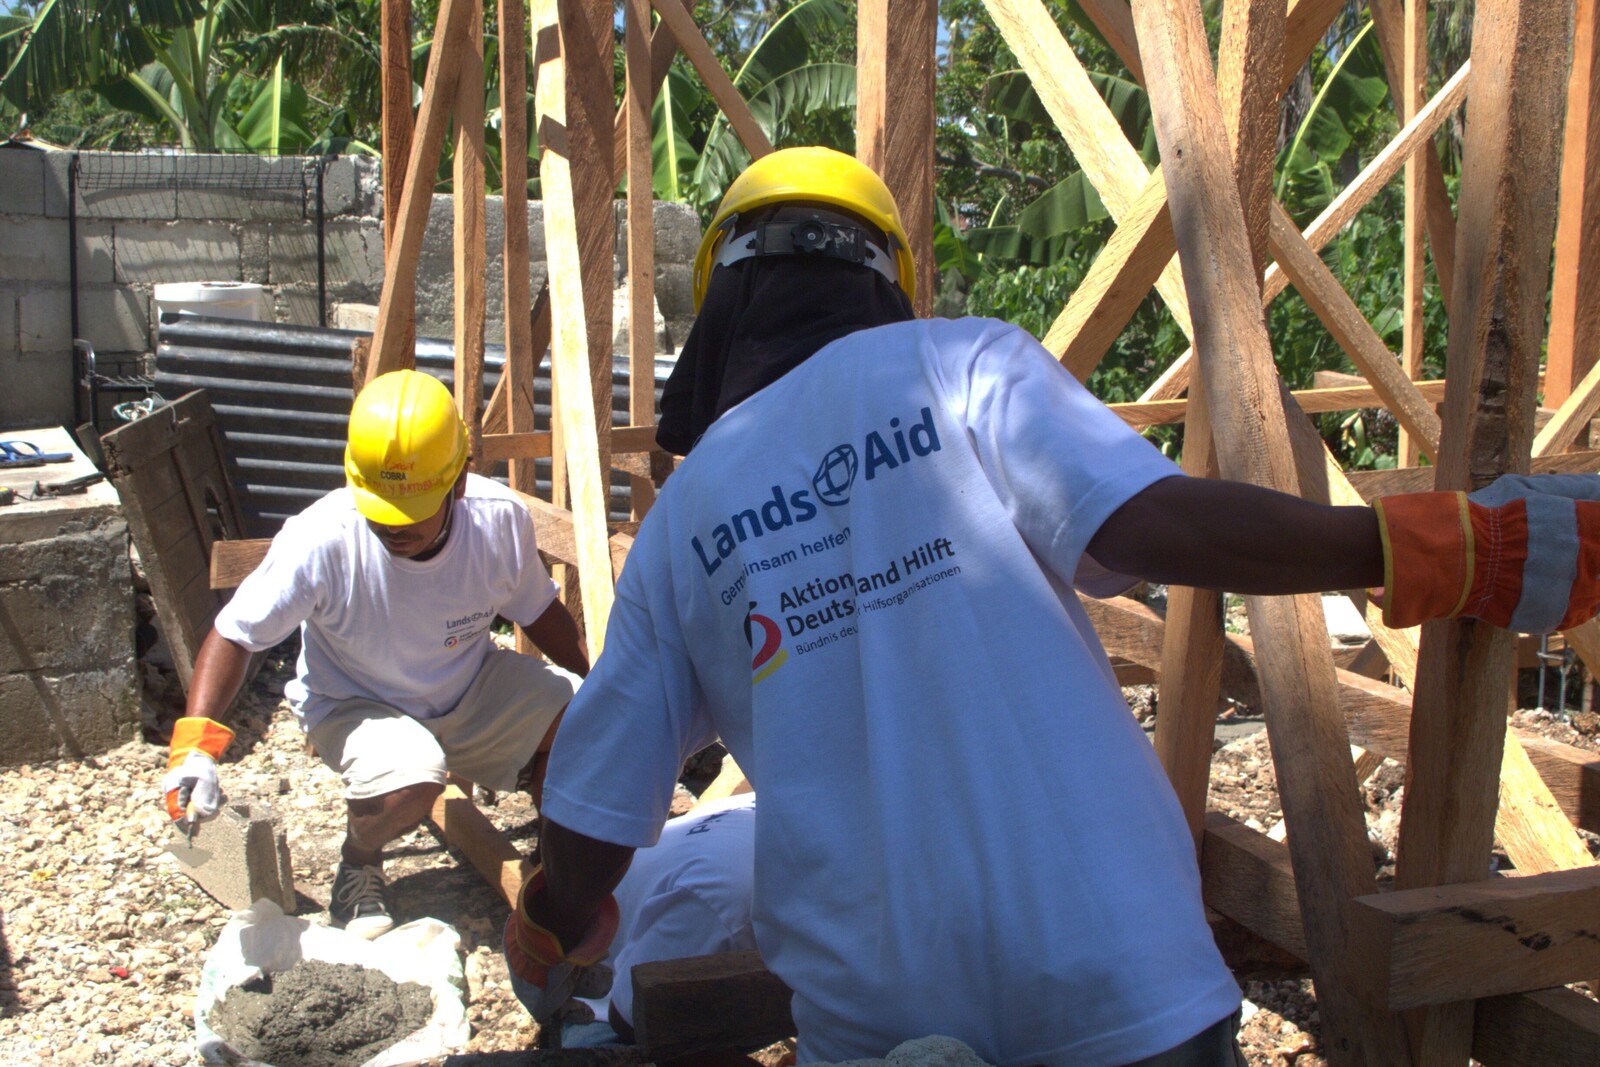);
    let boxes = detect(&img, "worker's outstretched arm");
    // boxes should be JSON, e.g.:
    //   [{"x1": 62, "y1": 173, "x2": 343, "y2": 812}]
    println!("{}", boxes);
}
[
  {"x1": 1087, "y1": 476, "x2": 1382, "y2": 595},
  {"x1": 163, "y1": 628, "x2": 250, "y2": 828},
  {"x1": 521, "y1": 600, "x2": 590, "y2": 678},
  {"x1": 505, "y1": 817, "x2": 634, "y2": 1022},
  {"x1": 1089, "y1": 472, "x2": 1600, "y2": 635}
]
